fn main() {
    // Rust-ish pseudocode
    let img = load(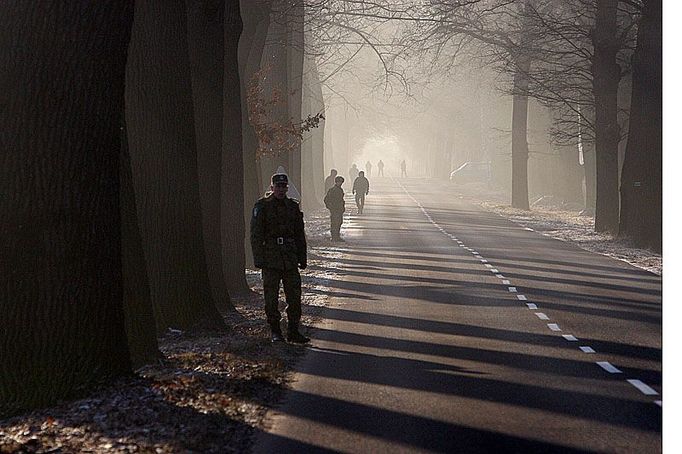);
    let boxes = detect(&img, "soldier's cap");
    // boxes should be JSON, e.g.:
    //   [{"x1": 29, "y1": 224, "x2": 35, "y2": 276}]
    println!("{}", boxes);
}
[{"x1": 271, "y1": 173, "x2": 288, "y2": 185}]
